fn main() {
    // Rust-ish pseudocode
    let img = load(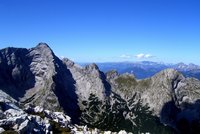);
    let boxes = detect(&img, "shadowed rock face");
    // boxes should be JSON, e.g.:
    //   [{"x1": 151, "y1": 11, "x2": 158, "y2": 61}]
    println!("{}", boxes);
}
[
  {"x1": 0, "y1": 43, "x2": 57, "y2": 104},
  {"x1": 0, "y1": 47, "x2": 36, "y2": 100},
  {"x1": 1, "y1": 43, "x2": 200, "y2": 133}
]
